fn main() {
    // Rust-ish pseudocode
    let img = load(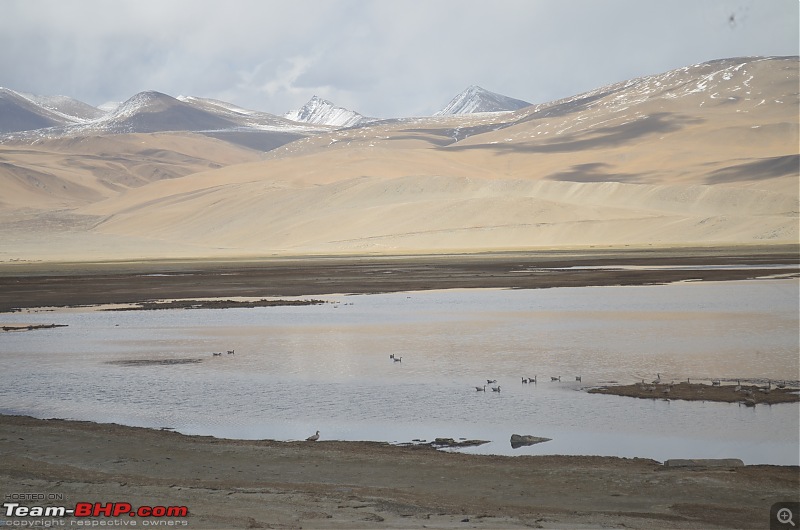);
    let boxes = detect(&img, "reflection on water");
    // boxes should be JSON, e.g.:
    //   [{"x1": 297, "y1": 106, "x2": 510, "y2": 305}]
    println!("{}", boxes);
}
[{"x1": 1, "y1": 279, "x2": 798, "y2": 464}]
